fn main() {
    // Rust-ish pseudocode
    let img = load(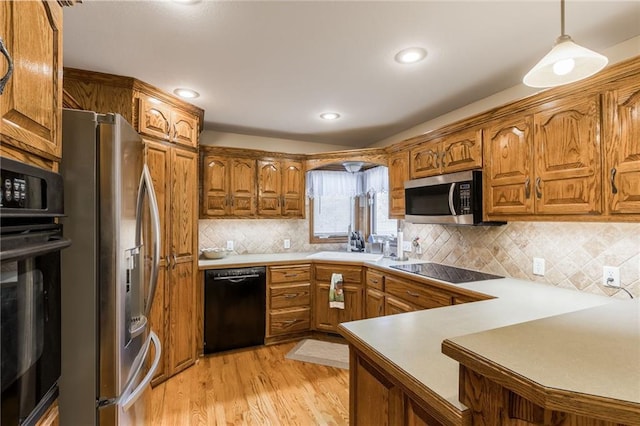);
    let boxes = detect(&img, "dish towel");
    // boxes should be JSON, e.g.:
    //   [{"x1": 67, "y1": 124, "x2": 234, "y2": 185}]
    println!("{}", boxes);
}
[{"x1": 329, "y1": 273, "x2": 345, "y2": 309}]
